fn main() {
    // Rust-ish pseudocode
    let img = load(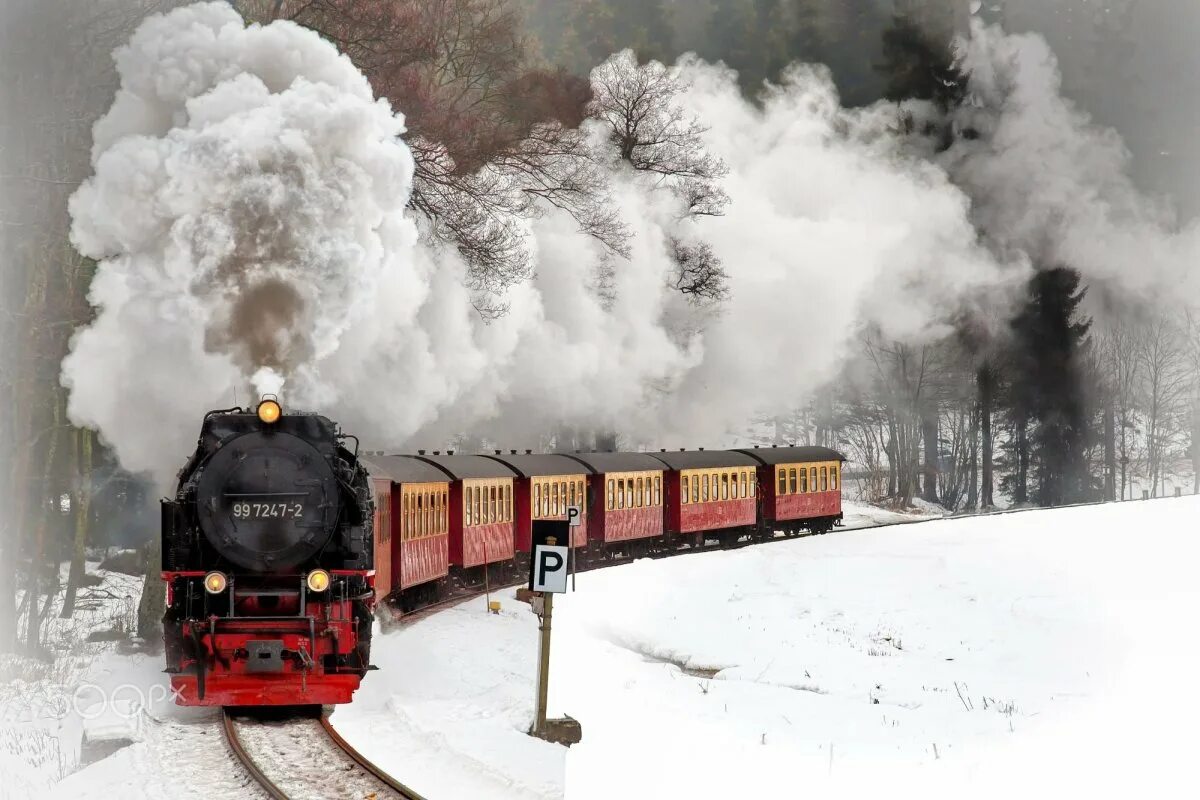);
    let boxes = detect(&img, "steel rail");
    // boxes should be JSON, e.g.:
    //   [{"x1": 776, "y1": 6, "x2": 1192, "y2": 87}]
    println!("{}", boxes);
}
[
  {"x1": 222, "y1": 710, "x2": 290, "y2": 800},
  {"x1": 320, "y1": 714, "x2": 428, "y2": 800}
]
